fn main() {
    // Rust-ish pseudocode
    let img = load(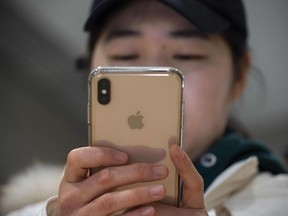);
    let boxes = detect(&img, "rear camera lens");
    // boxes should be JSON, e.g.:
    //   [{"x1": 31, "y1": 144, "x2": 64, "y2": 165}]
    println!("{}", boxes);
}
[{"x1": 98, "y1": 78, "x2": 110, "y2": 105}]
